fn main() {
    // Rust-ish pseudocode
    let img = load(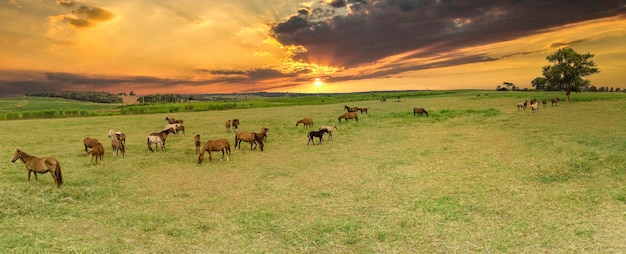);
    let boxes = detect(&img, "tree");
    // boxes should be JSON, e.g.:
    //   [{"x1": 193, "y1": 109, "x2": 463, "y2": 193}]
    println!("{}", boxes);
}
[
  {"x1": 542, "y1": 48, "x2": 599, "y2": 101},
  {"x1": 503, "y1": 82, "x2": 515, "y2": 91},
  {"x1": 129, "y1": 91, "x2": 136, "y2": 96},
  {"x1": 530, "y1": 77, "x2": 546, "y2": 90}
]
